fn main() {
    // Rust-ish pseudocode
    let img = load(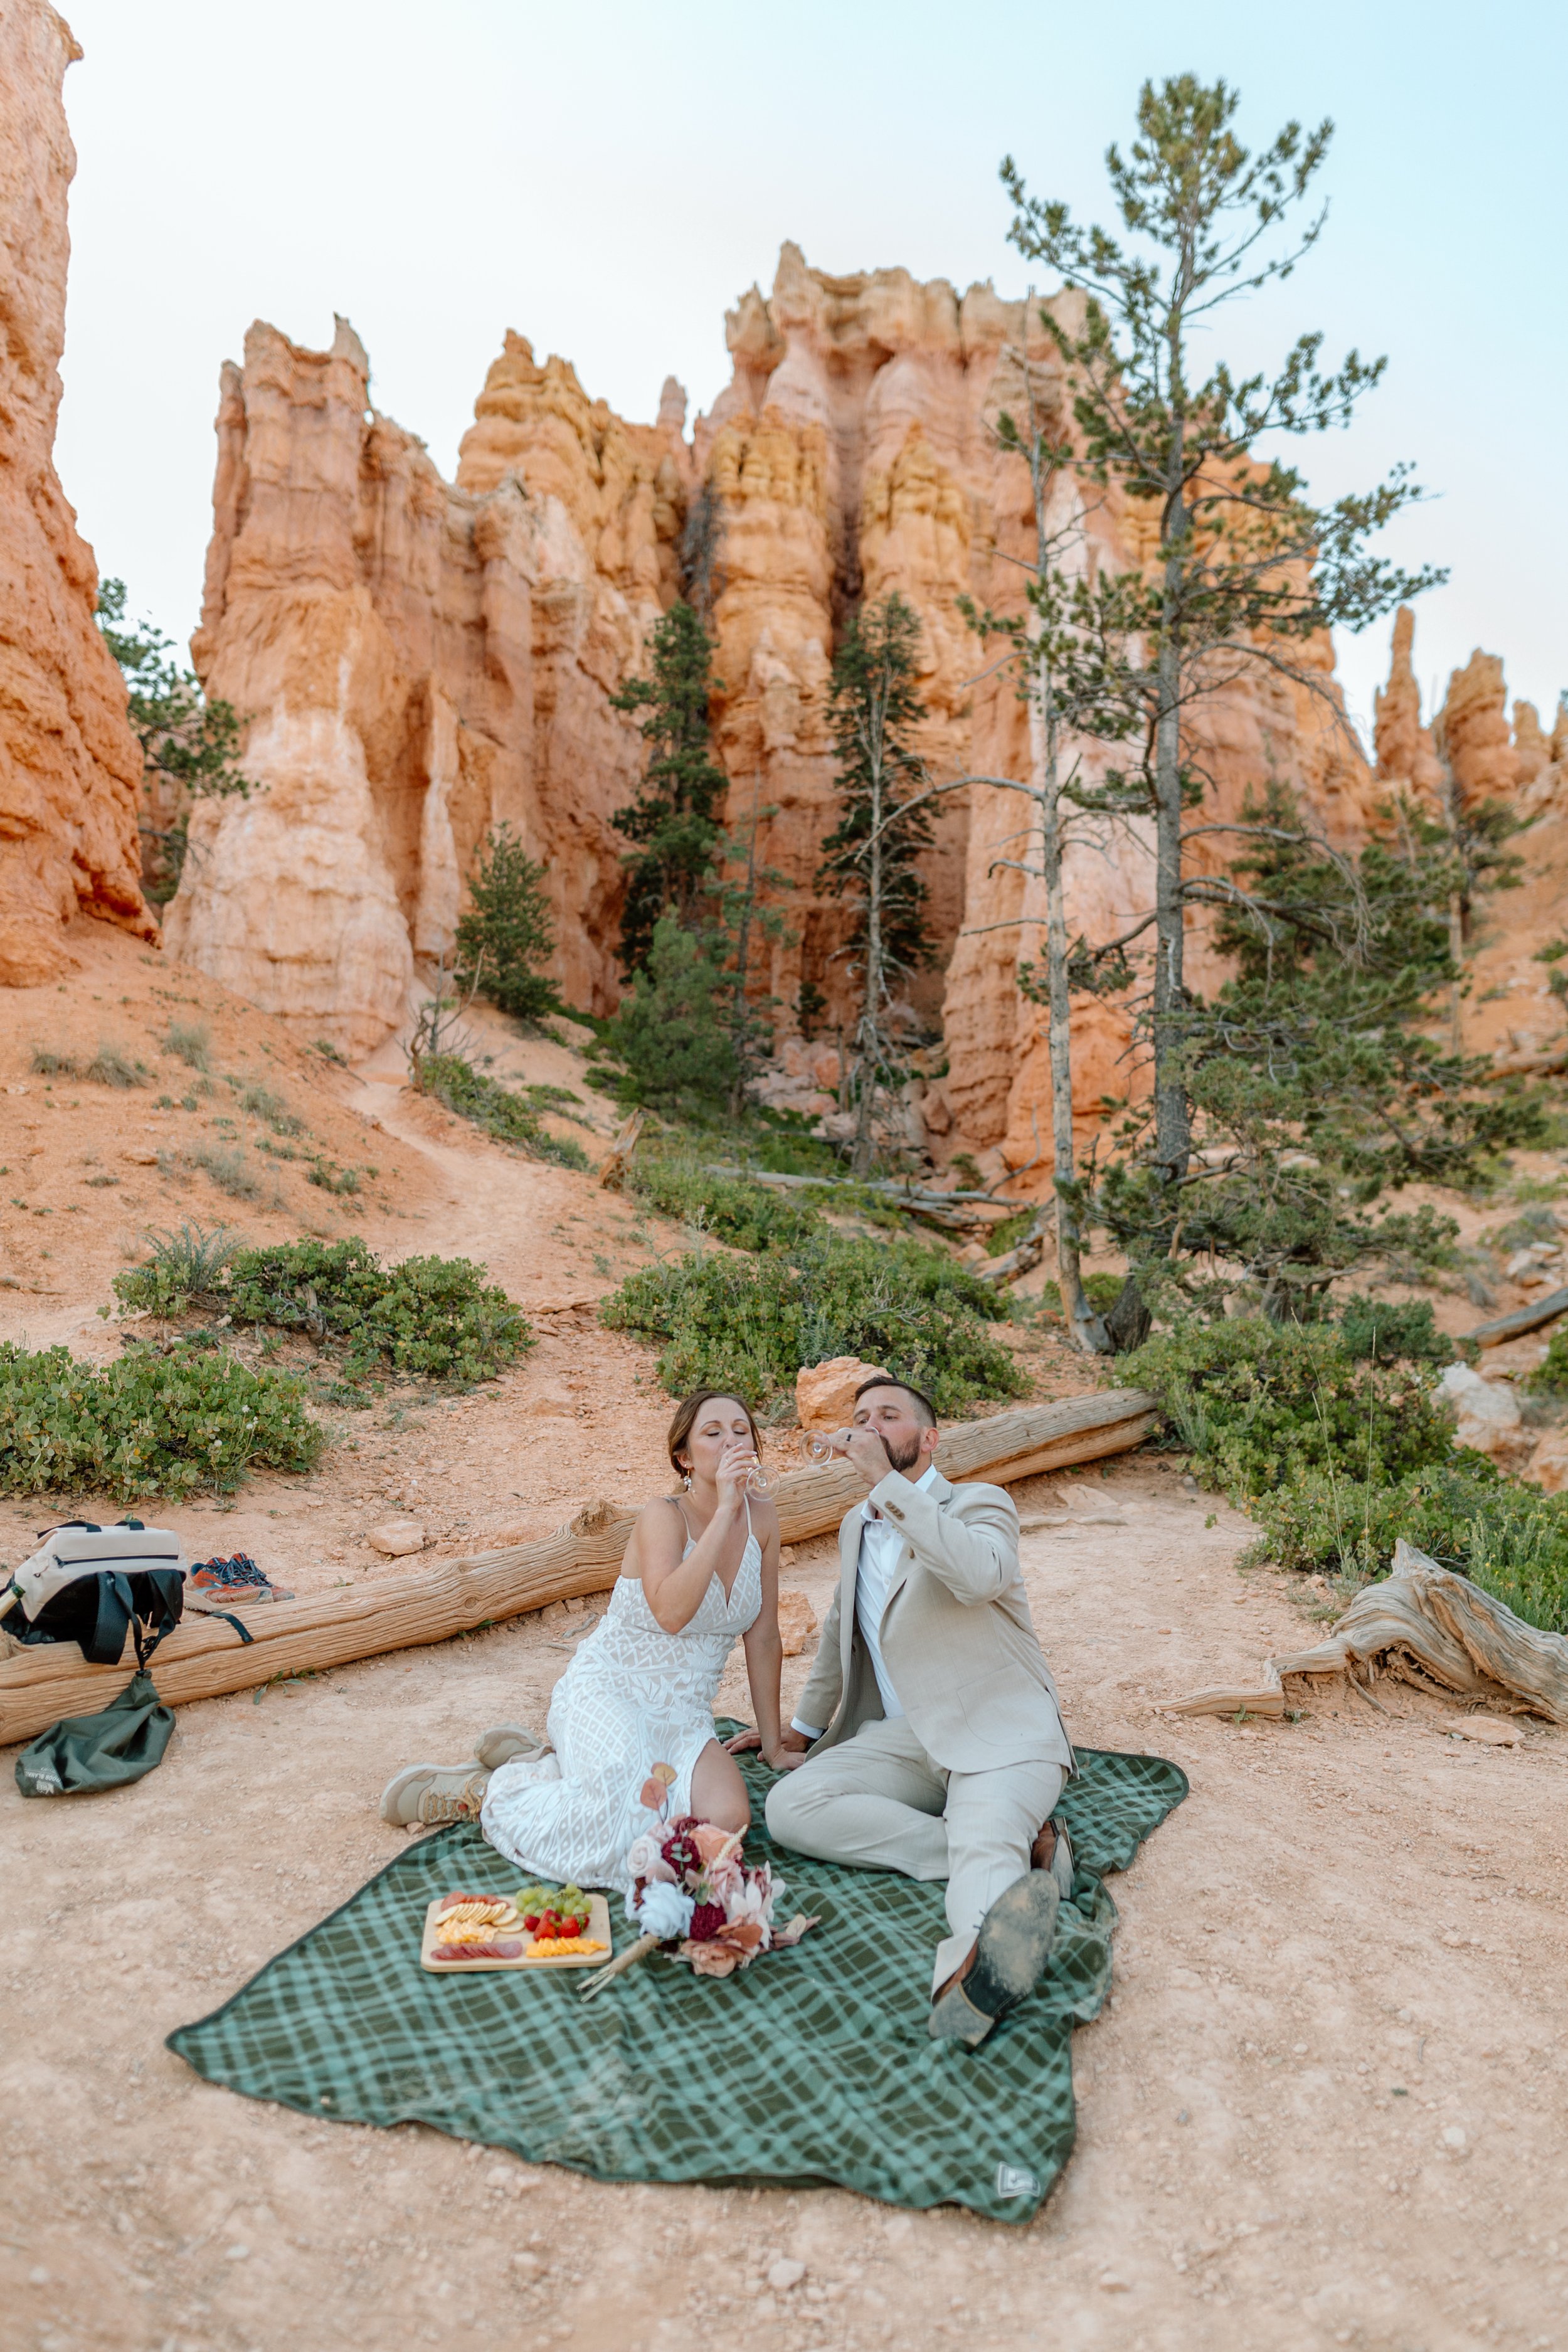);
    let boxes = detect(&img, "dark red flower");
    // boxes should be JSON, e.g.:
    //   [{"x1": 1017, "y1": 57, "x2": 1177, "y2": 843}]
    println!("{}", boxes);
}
[
  {"x1": 662, "y1": 1826, "x2": 701, "y2": 1878},
  {"x1": 689, "y1": 1901, "x2": 726, "y2": 1941}
]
